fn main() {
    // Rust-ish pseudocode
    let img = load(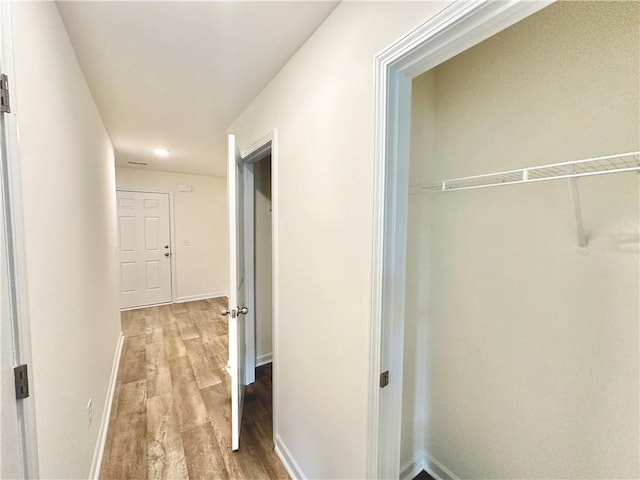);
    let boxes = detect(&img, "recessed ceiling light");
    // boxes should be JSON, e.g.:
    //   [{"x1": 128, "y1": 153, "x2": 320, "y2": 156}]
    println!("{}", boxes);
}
[{"x1": 153, "y1": 148, "x2": 170, "y2": 158}]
